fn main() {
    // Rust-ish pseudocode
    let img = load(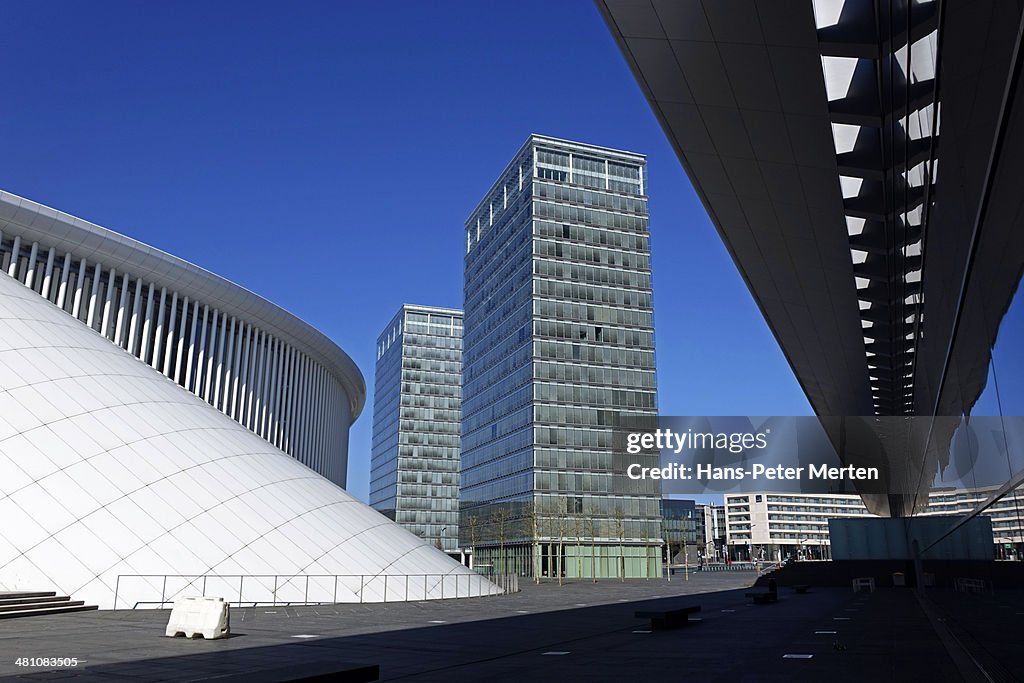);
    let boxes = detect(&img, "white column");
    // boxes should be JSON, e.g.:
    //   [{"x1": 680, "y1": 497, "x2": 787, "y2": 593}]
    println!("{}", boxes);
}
[
  {"x1": 230, "y1": 323, "x2": 247, "y2": 419},
  {"x1": 56, "y1": 253, "x2": 72, "y2": 310},
  {"x1": 101, "y1": 267, "x2": 117, "y2": 339},
  {"x1": 173, "y1": 296, "x2": 190, "y2": 384},
  {"x1": 234, "y1": 325, "x2": 252, "y2": 421},
  {"x1": 286, "y1": 351, "x2": 300, "y2": 458},
  {"x1": 324, "y1": 379, "x2": 335, "y2": 477},
  {"x1": 283, "y1": 346, "x2": 298, "y2": 453},
  {"x1": 262, "y1": 336, "x2": 274, "y2": 433},
  {"x1": 71, "y1": 258, "x2": 88, "y2": 320},
  {"x1": 127, "y1": 277, "x2": 144, "y2": 355},
  {"x1": 7, "y1": 235, "x2": 21, "y2": 278},
  {"x1": 24, "y1": 242, "x2": 39, "y2": 290},
  {"x1": 268, "y1": 337, "x2": 282, "y2": 440},
  {"x1": 220, "y1": 317, "x2": 237, "y2": 413},
  {"x1": 248, "y1": 329, "x2": 265, "y2": 430},
  {"x1": 262, "y1": 335, "x2": 278, "y2": 438},
  {"x1": 41, "y1": 247, "x2": 56, "y2": 301},
  {"x1": 151, "y1": 287, "x2": 167, "y2": 369},
  {"x1": 294, "y1": 354, "x2": 309, "y2": 463},
  {"x1": 162, "y1": 292, "x2": 179, "y2": 375},
  {"x1": 205, "y1": 309, "x2": 221, "y2": 403},
  {"x1": 195, "y1": 305, "x2": 211, "y2": 398},
  {"x1": 184, "y1": 299, "x2": 200, "y2": 392},
  {"x1": 274, "y1": 339, "x2": 286, "y2": 446},
  {"x1": 86, "y1": 261, "x2": 103, "y2": 328},
  {"x1": 213, "y1": 313, "x2": 229, "y2": 408},
  {"x1": 114, "y1": 273, "x2": 131, "y2": 346},
  {"x1": 311, "y1": 366, "x2": 323, "y2": 473},
  {"x1": 139, "y1": 283, "x2": 156, "y2": 362}
]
